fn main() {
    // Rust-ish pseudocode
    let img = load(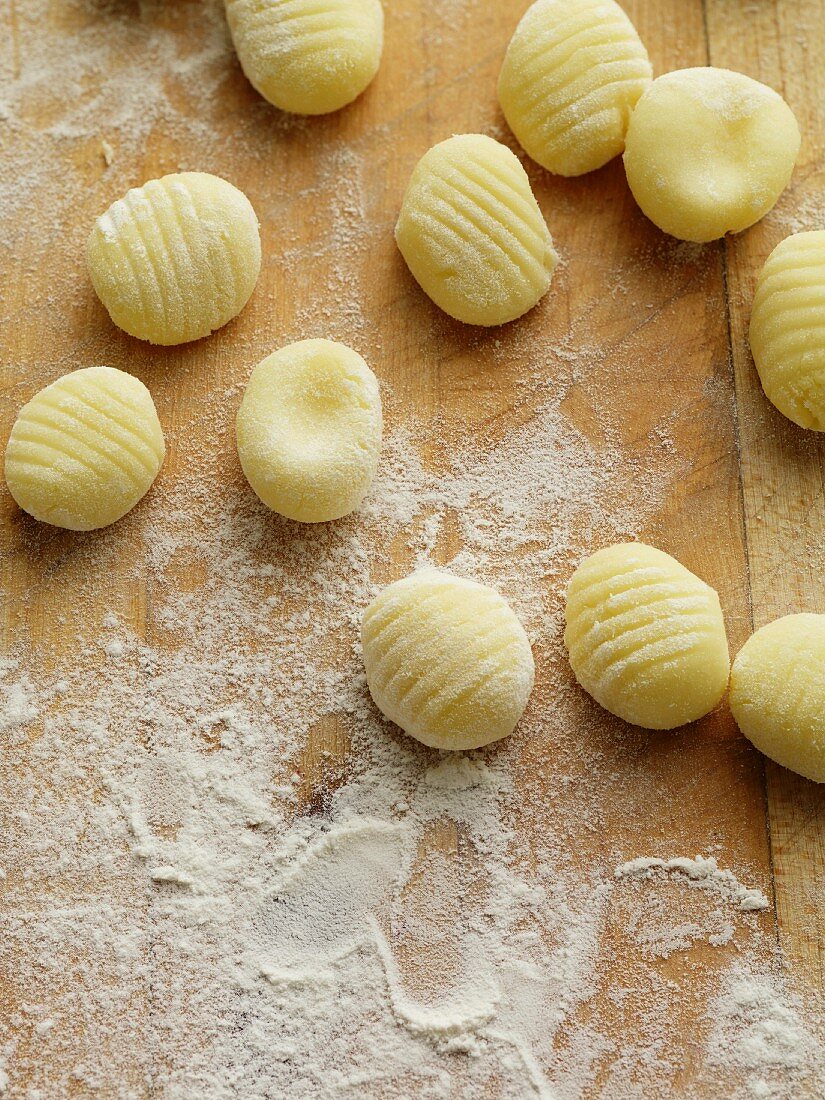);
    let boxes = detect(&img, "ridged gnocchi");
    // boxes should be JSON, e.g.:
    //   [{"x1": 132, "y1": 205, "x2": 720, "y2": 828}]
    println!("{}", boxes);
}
[
  {"x1": 395, "y1": 133, "x2": 558, "y2": 326},
  {"x1": 224, "y1": 0, "x2": 384, "y2": 115},
  {"x1": 87, "y1": 172, "x2": 261, "y2": 346},
  {"x1": 564, "y1": 543, "x2": 730, "y2": 730},
  {"x1": 623, "y1": 68, "x2": 800, "y2": 242},
  {"x1": 498, "y1": 0, "x2": 652, "y2": 177},
  {"x1": 4, "y1": 367, "x2": 165, "y2": 531},
  {"x1": 361, "y1": 570, "x2": 535, "y2": 751},
  {"x1": 730, "y1": 614, "x2": 825, "y2": 783},
  {"x1": 749, "y1": 230, "x2": 825, "y2": 431},
  {"x1": 236, "y1": 339, "x2": 382, "y2": 523}
]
